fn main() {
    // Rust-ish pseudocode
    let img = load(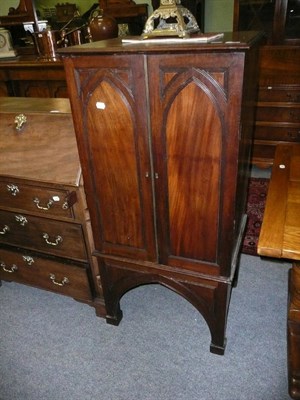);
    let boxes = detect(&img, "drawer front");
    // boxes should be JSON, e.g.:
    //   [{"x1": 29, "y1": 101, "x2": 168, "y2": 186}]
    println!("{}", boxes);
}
[
  {"x1": 254, "y1": 125, "x2": 300, "y2": 142},
  {"x1": 0, "y1": 210, "x2": 87, "y2": 261},
  {"x1": 0, "y1": 180, "x2": 77, "y2": 218},
  {"x1": 256, "y1": 106, "x2": 300, "y2": 123},
  {"x1": 258, "y1": 87, "x2": 300, "y2": 103},
  {"x1": 0, "y1": 248, "x2": 92, "y2": 301},
  {"x1": 0, "y1": 110, "x2": 81, "y2": 185}
]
